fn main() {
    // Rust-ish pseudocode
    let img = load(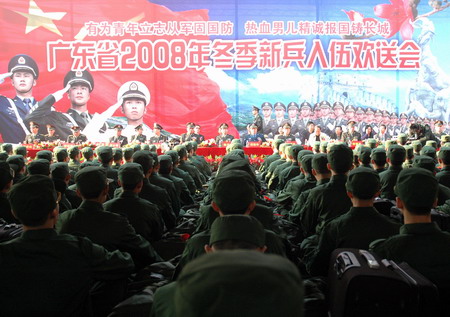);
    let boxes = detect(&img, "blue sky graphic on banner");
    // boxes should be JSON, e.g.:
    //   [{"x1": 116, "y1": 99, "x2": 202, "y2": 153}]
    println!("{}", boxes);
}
[{"x1": 152, "y1": 0, "x2": 450, "y2": 129}]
